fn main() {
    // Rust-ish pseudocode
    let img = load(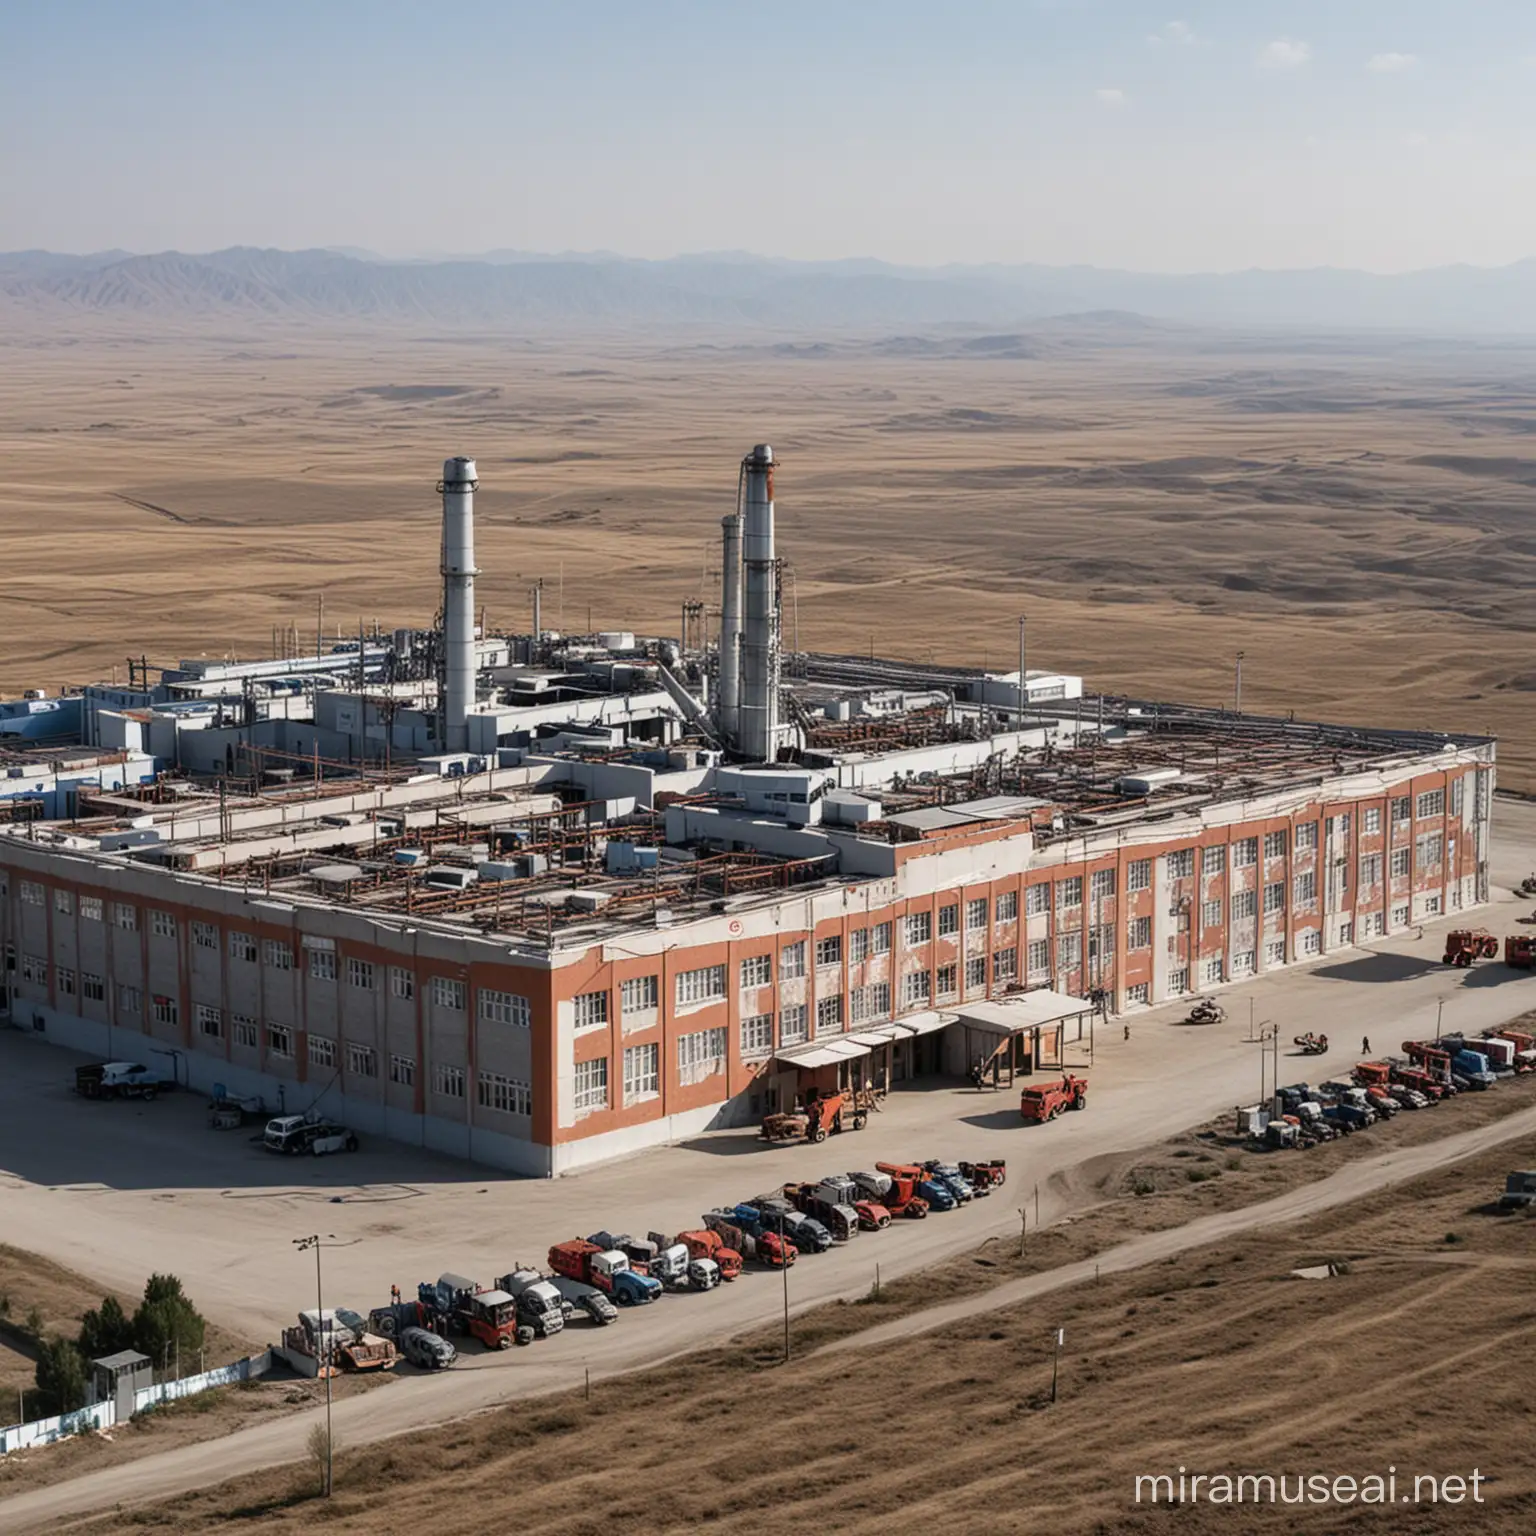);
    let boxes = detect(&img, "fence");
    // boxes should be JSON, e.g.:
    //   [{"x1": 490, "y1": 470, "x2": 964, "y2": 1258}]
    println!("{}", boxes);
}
[{"x1": 0, "y1": 1350, "x2": 273, "y2": 1455}]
